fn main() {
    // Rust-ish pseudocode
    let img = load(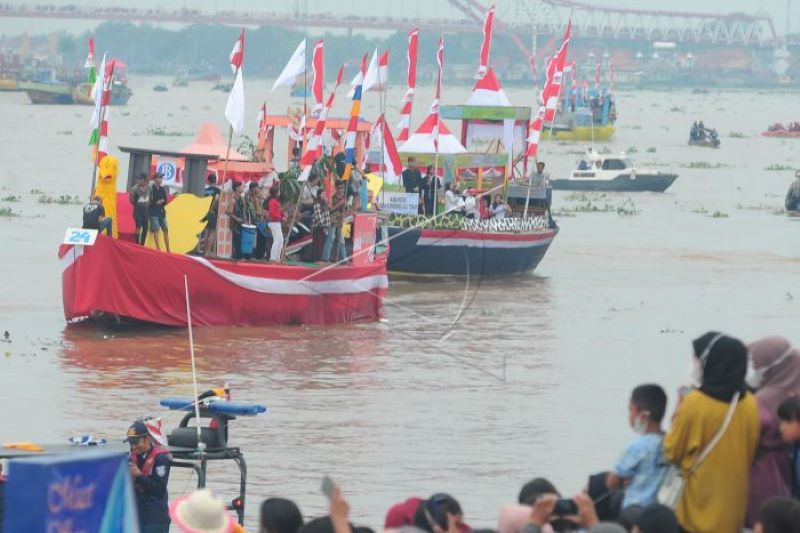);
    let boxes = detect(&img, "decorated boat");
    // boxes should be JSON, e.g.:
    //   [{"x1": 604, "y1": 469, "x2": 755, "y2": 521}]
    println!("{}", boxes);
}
[
  {"x1": 552, "y1": 150, "x2": 677, "y2": 192},
  {"x1": 72, "y1": 80, "x2": 132, "y2": 106},
  {"x1": 385, "y1": 68, "x2": 558, "y2": 277},
  {"x1": 762, "y1": 123, "x2": 800, "y2": 138},
  {"x1": 19, "y1": 75, "x2": 73, "y2": 104},
  {"x1": 540, "y1": 87, "x2": 617, "y2": 142}
]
